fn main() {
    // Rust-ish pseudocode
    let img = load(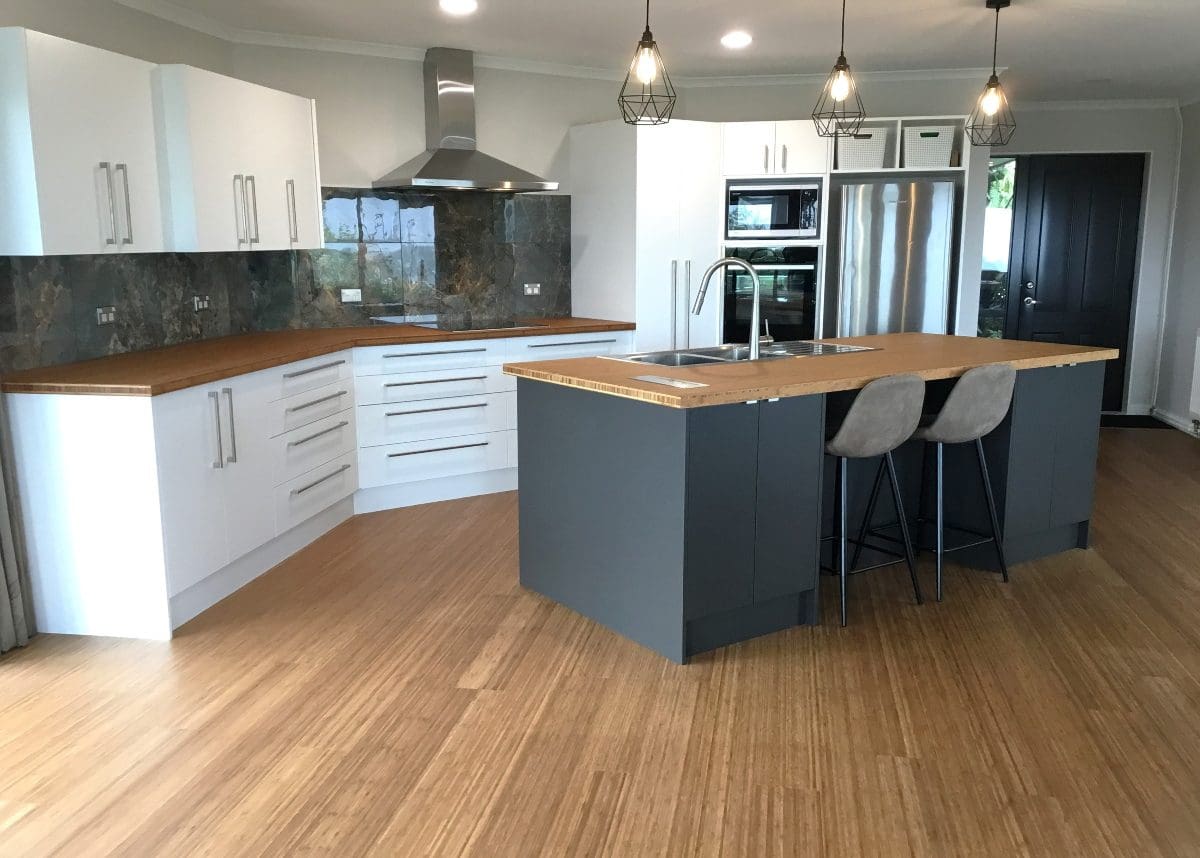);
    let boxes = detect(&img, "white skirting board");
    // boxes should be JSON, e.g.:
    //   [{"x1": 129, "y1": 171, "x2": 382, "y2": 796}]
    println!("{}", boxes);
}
[{"x1": 354, "y1": 468, "x2": 518, "y2": 515}]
